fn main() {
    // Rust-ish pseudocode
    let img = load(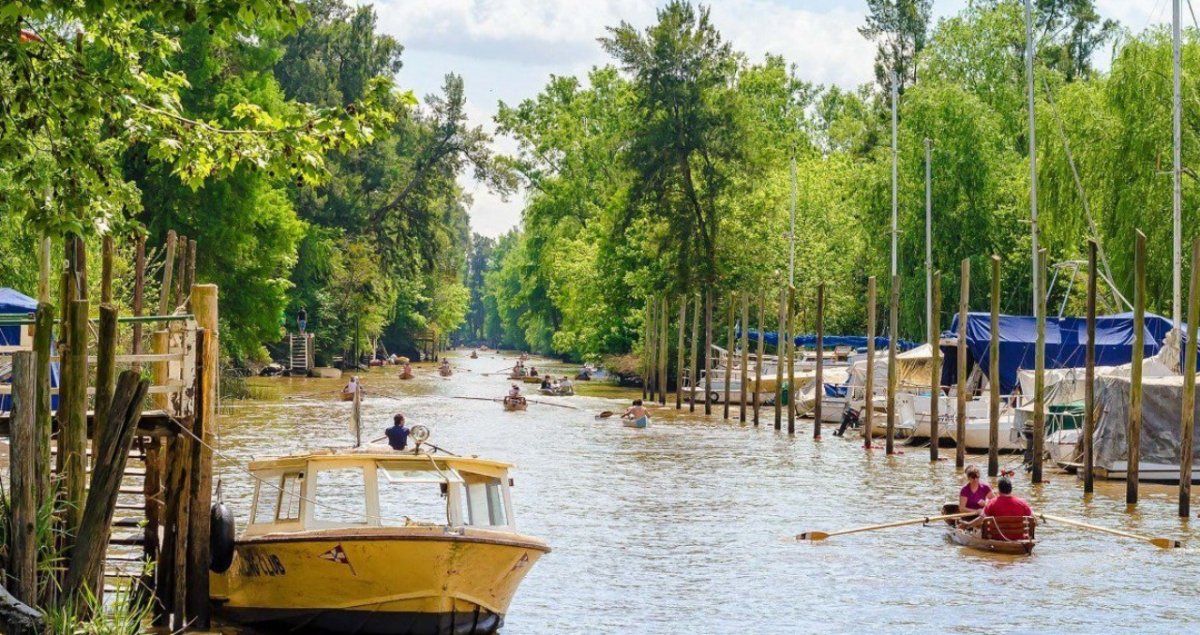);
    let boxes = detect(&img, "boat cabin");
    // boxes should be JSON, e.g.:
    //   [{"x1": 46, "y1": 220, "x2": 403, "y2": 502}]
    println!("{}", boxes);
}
[{"x1": 243, "y1": 451, "x2": 519, "y2": 536}]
